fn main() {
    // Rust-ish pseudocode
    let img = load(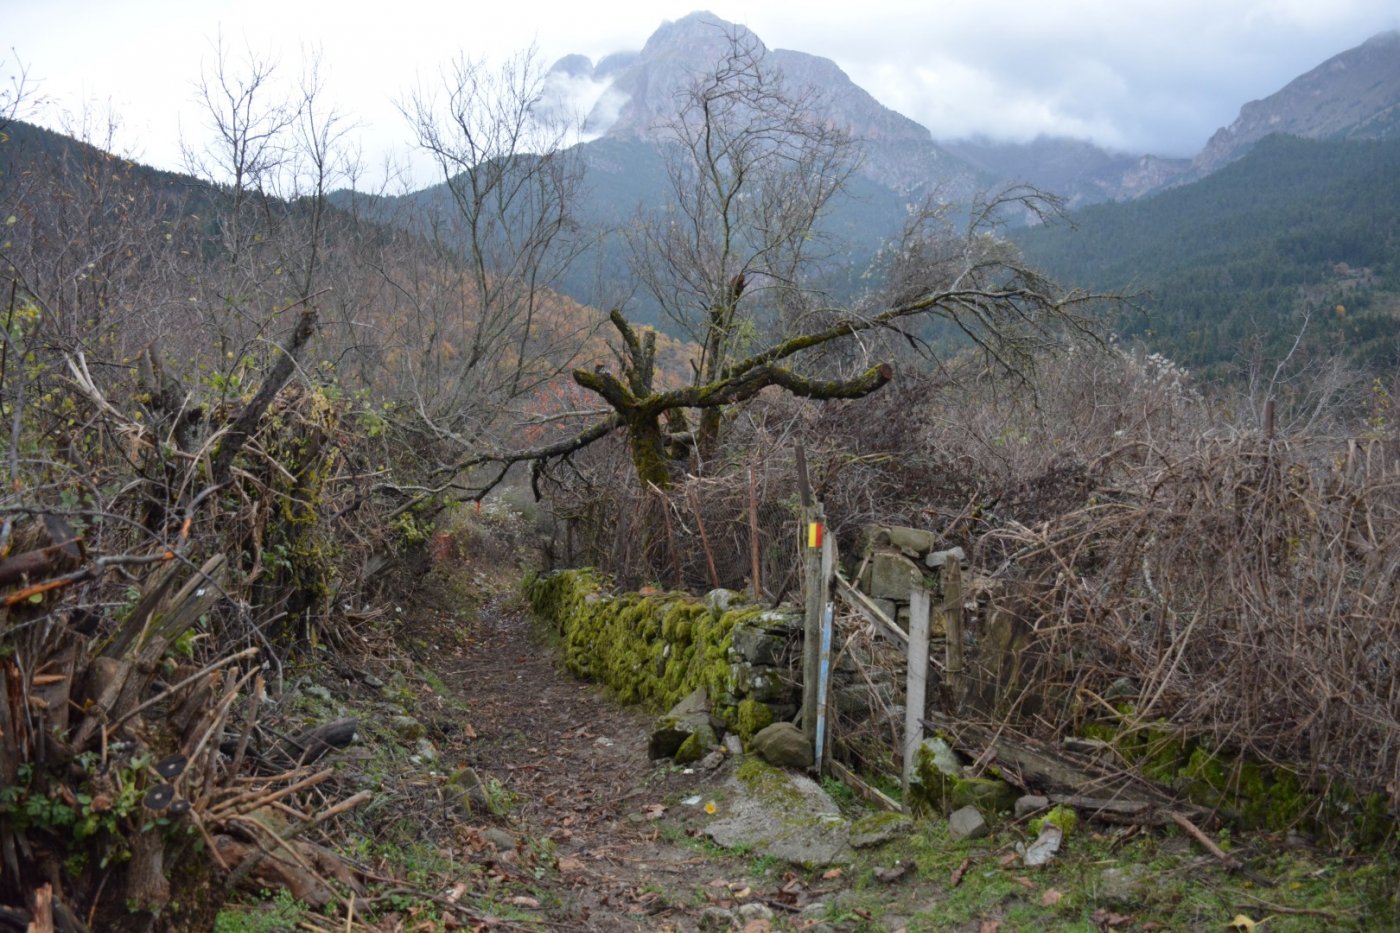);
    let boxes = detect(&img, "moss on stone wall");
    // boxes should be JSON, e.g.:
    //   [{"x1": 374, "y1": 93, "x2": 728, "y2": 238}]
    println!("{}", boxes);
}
[{"x1": 524, "y1": 570, "x2": 797, "y2": 731}]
